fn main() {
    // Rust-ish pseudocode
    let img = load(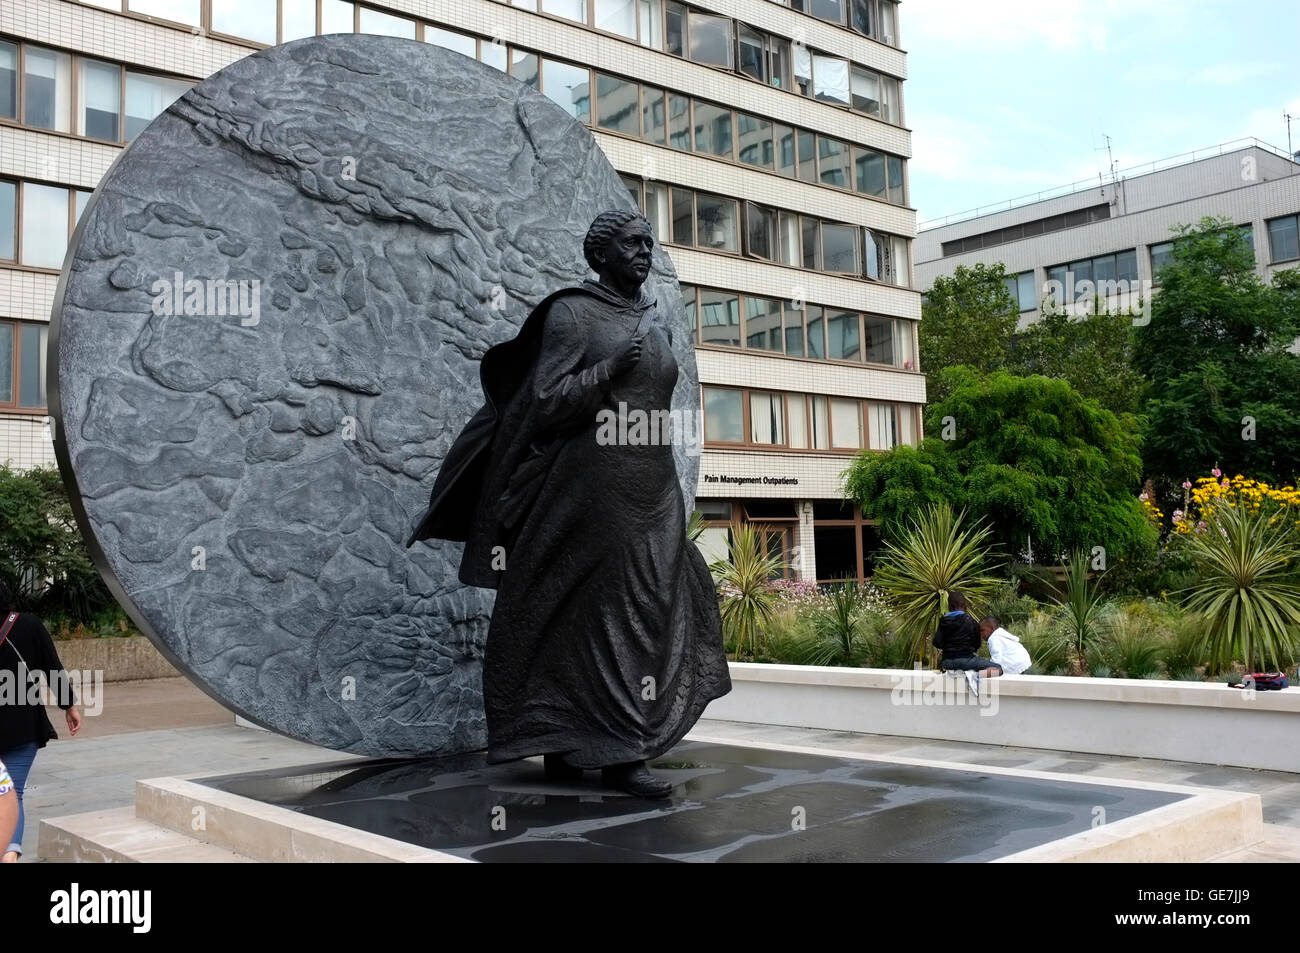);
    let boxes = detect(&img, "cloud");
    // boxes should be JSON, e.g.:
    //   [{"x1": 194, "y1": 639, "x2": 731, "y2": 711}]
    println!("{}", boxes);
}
[{"x1": 1193, "y1": 63, "x2": 1283, "y2": 86}]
